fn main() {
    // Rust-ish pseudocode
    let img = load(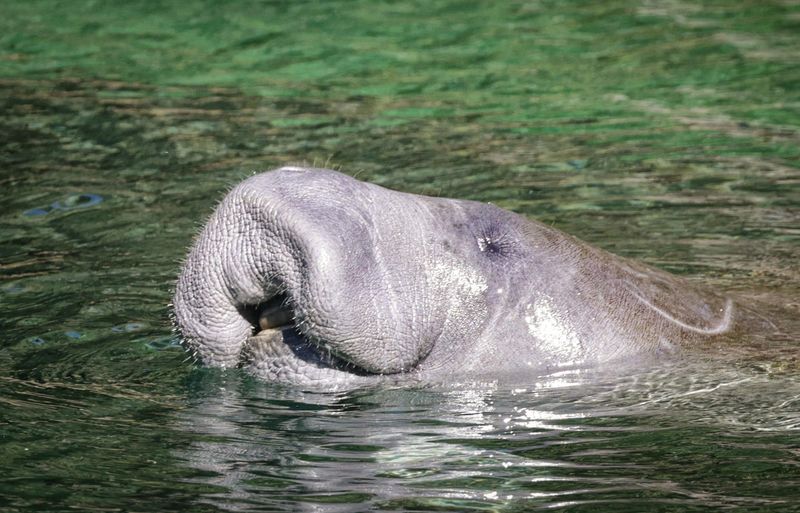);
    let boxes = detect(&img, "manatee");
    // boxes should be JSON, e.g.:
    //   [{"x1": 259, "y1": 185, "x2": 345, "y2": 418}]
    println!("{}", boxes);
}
[{"x1": 173, "y1": 166, "x2": 755, "y2": 387}]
